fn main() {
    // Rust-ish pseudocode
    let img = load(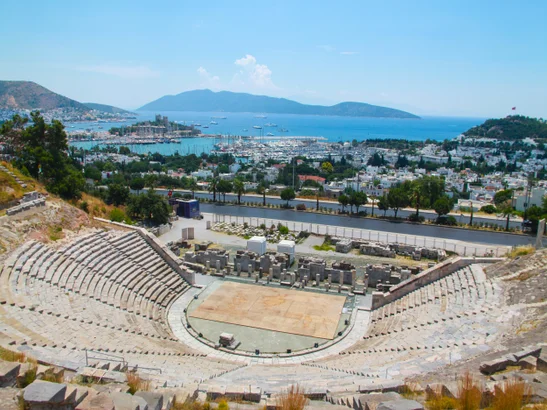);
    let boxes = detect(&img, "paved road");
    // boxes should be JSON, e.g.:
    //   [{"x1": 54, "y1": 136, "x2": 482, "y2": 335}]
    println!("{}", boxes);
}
[
  {"x1": 200, "y1": 203, "x2": 535, "y2": 247},
  {"x1": 151, "y1": 189, "x2": 523, "y2": 229}
]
